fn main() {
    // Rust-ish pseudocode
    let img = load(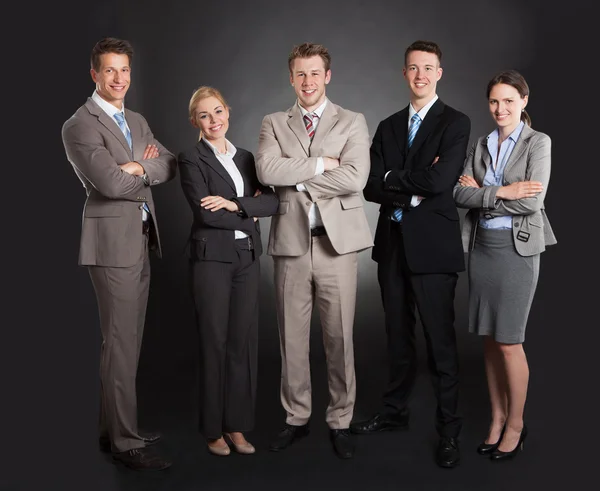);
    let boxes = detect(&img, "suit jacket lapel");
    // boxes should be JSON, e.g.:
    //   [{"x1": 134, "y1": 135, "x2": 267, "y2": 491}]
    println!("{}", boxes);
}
[
  {"x1": 233, "y1": 152, "x2": 253, "y2": 197},
  {"x1": 309, "y1": 101, "x2": 339, "y2": 155},
  {"x1": 480, "y1": 137, "x2": 491, "y2": 177},
  {"x1": 287, "y1": 104, "x2": 311, "y2": 156},
  {"x1": 406, "y1": 99, "x2": 444, "y2": 161},
  {"x1": 503, "y1": 124, "x2": 533, "y2": 175},
  {"x1": 391, "y1": 107, "x2": 409, "y2": 158},
  {"x1": 85, "y1": 98, "x2": 133, "y2": 158},
  {"x1": 197, "y1": 140, "x2": 237, "y2": 193}
]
